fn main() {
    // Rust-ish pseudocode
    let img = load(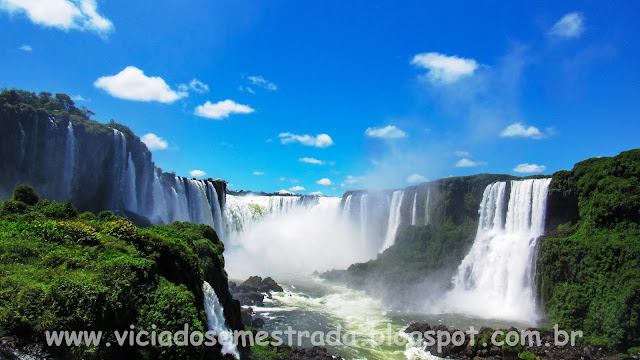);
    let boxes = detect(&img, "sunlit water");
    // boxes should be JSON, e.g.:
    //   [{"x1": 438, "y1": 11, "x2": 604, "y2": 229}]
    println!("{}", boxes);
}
[{"x1": 246, "y1": 277, "x2": 533, "y2": 360}]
